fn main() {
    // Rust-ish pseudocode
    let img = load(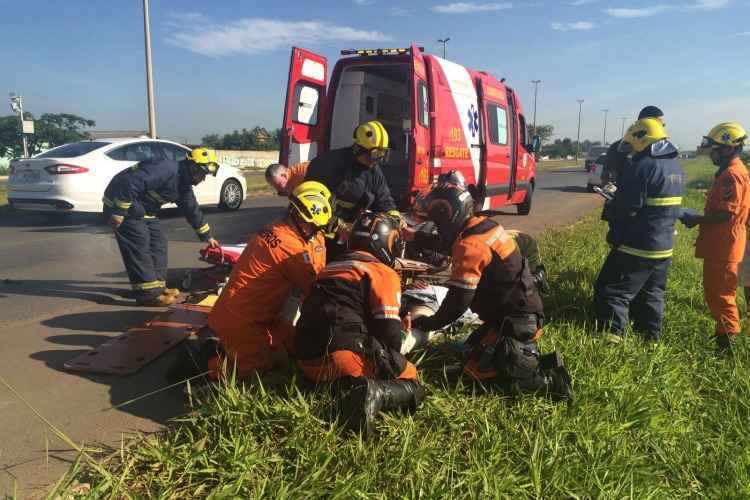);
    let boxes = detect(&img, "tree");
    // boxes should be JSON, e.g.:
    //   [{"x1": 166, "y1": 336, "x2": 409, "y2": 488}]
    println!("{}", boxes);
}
[
  {"x1": 0, "y1": 112, "x2": 95, "y2": 158},
  {"x1": 532, "y1": 124, "x2": 554, "y2": 146},
  {"x1": 200, "y1": 126, "x2": 281, "y2": 151}
]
